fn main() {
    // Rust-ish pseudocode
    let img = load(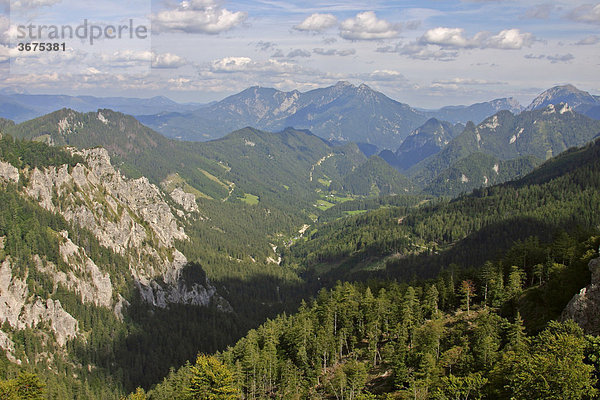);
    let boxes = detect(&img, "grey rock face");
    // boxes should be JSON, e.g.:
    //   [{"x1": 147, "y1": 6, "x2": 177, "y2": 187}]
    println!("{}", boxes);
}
[
  {"x1": 170, "y1": 188, "x2": 199, "y2": 213},
  {"x1": 0, "y1": 161, "x2": 19, "y2": 183},
  {"x1": 22, "y1": 147, "x2": 228, "y2": 310},
  {"x1": 0, "y1": 258, "x2": 79, "y2": 346},
  {"x1": 561, "y1": 256, "x2": 600, "y2": 335}
]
